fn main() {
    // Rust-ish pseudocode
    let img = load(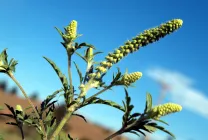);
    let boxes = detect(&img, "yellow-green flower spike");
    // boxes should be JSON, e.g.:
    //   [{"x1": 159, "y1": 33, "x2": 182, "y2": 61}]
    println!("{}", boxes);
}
[
  {"x1": 117, "y1": 72, "x2": 142, "y2": 87},
  {"x1": 98, "y1": 19, "x2": 183, "y2": 75},
  {"x1": 16, "y1": 105, "x2": 23, "y2": 112},
  {"x1": 65, "y1": 20, "x2": 77, "y2": 41},
  {"x1": 149, "y1": 103, "x2": 182, "y2": 120}
]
